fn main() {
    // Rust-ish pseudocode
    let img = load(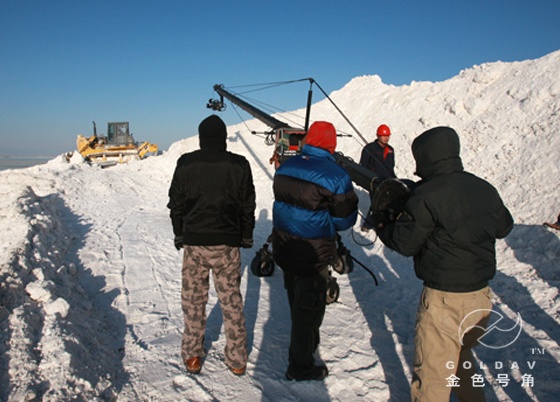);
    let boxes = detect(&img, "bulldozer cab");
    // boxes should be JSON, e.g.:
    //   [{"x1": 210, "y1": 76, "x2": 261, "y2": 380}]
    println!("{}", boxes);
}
[{"x1": 107, "y1": 122, "x2": 134, "y2": 146}]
